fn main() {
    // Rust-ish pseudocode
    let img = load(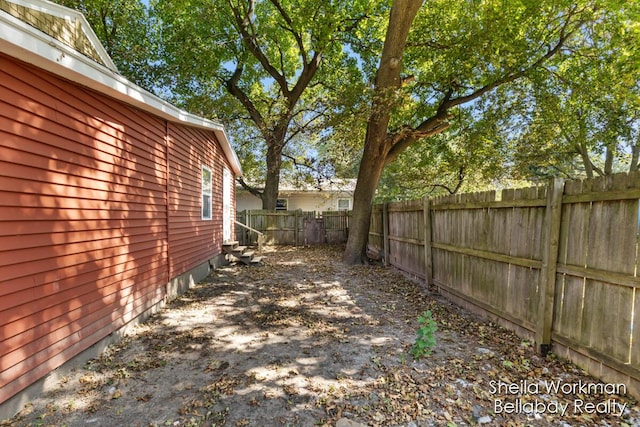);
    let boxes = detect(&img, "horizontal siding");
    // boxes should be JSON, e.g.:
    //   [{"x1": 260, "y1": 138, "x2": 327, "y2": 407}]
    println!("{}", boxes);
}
[
  {"x1": 1, "y1": 282, "x2": 164, "y2": 401},
  {"x1": 0, "y1": 54, "x2": 169, "y2": 403},
  {"x1": 0, "y1": 78, "x2": 166, "y2": 174},
  {"x1": 0, "y1": 128, "x2": 165, "y2": 184},
  {"x1": 1, "y1": 253, "x2": 165, "y2": 318},
  {"x1": 0, "y1": 218, "x2": 165, "y2": 237},
  {"x1": 167, "y1": 124, "x2": 228, "y2": 277},
  {"x1": 1, "y1": 271, "x2": 165, "y2": 369},
  {"x1": 1, "y1": 243, "x2": 166, "y2": 306}
]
